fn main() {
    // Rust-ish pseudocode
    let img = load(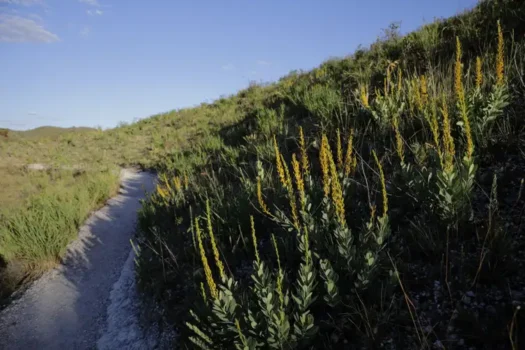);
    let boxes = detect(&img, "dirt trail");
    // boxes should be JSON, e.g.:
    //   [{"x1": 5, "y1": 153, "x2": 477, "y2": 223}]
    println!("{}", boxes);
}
[{"x1": 0, "y1": 169, "x2": 156, "y2": 350}]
